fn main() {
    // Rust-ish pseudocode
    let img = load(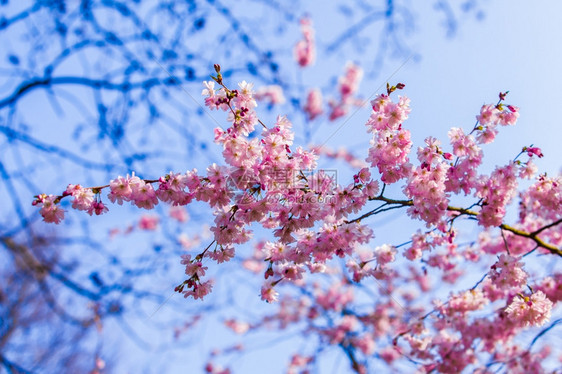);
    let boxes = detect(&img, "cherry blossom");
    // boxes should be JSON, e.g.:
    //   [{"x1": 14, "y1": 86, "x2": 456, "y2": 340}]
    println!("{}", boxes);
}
[
  {"x1": 32, "y1": 66, "x2": 562, "y2": 374},
  {"x1": 294, "y1": 18, "x2": 315, "y2": 67},
  {"x1": 505, "y1": 291, "x2": 553, "y2": 327}
]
